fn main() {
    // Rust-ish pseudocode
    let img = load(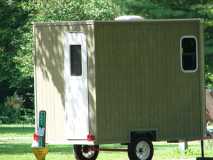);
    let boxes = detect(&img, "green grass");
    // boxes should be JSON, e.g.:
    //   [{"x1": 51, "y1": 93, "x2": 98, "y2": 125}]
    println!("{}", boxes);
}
[
  {"x1": 0, "y1": 125, "x2": 213, "y2": 160},
  {"x1": 0, "y1": 124, "x2": 33, "y2": 138}
]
